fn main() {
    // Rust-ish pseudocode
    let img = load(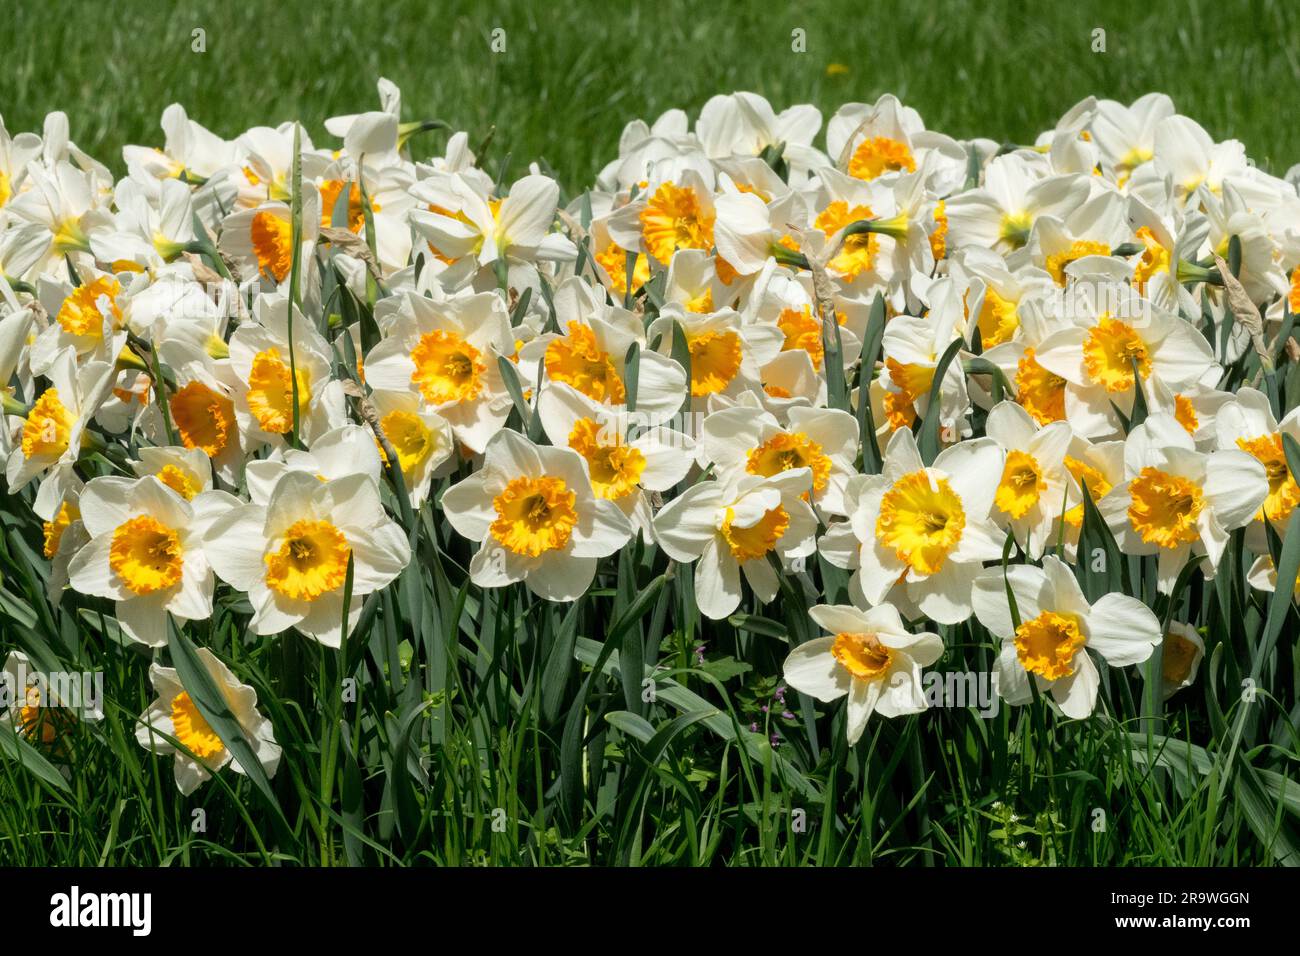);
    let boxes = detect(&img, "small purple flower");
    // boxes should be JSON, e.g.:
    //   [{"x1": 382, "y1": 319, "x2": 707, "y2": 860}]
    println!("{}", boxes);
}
[
  {"x1": 749, "y1": 722, "x2": 758, "y2": 733},
  {"x1": 781, "y1": 710, "x2": 794, "y2": 720},
  {"x1": 775, "y1": 685, "x2": 786, "y2": 703}
]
